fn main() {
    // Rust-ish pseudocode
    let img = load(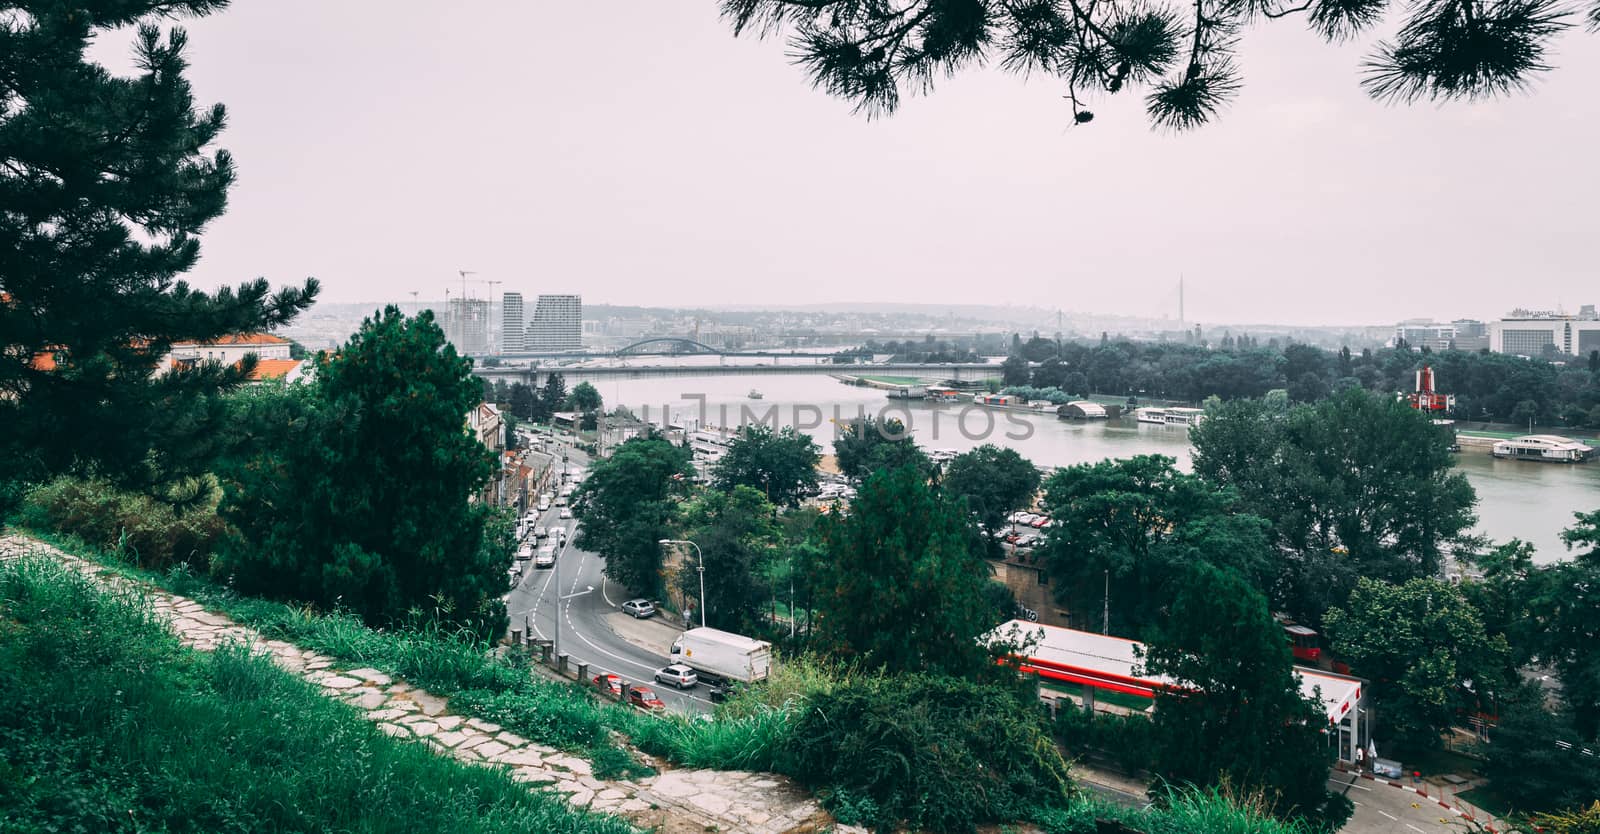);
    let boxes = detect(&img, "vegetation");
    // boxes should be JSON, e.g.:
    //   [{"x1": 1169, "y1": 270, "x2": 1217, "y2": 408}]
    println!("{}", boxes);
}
[
  {"x1": 572, "y1": 434, "x2": 693, "y2": 597},
  {"x1": 1324, "y1": 577, "x2": 1510, "y2": 752},
  {"x1": 0, "y1": 556, "x2": 629, "y2": 834},
  {"x1": 16, "y1": 475, "x2": 228, "y2": 572},
  {"x1": 832, "y1": 415, "x2": 932, "y2": 482},
  {"x1": 1482, "y1": 686, "x2": 1600, "y2": 816},
  {"x1": 941, "y1": 444, "x2": 1042, "y2": 555},
  {"x1": 1039, "y1": 455, "x2": 1273, "y2": 634},
  {"x1": 812, "y1": 465, "x2": 1013, "y2": 677},
  {"x1": 1034, "y1": 787, "x2": 1329, "y2": 834},
  {"x1": 1193, "y1": 389, "x2": 1476, "y2": 624},
  {"x1": 1053, "y1": 704, "x2": 1156, "y2": 775},
  {"x1": 1140, "y1": 564, "x2": 1351, "y2": 830},
  {"x1": 0, "y1": 0, "x2": 317, "y2": 514},
  {"x1": 211, "y1": 308, "x2": 506, "y2": 637},
  {"x1": 720, "y1": 0, "x2": 1600, "y2": 126},
  {"x1": 712, "y1": 424, "x2": 822, "y2": 507},
  {"x1": 677, "y1": 485, "x2": 783, "y2": 631},
  {"x1": 782, "y1": 674, "x2": 1073, "y2": 833}
]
